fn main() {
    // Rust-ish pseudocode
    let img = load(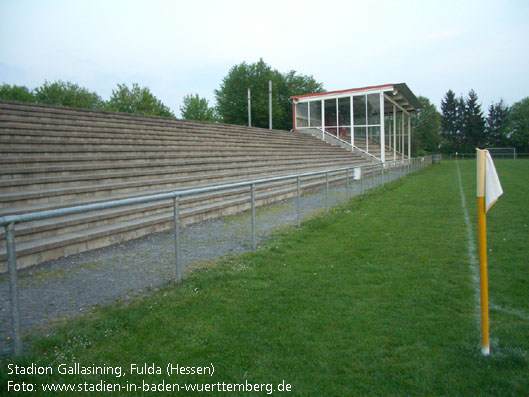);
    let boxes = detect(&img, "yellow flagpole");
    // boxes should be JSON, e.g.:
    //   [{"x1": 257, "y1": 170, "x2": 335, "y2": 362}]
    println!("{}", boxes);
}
[{"x1": 476, "y1": 149, "x2": 490, "y2": 356}]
